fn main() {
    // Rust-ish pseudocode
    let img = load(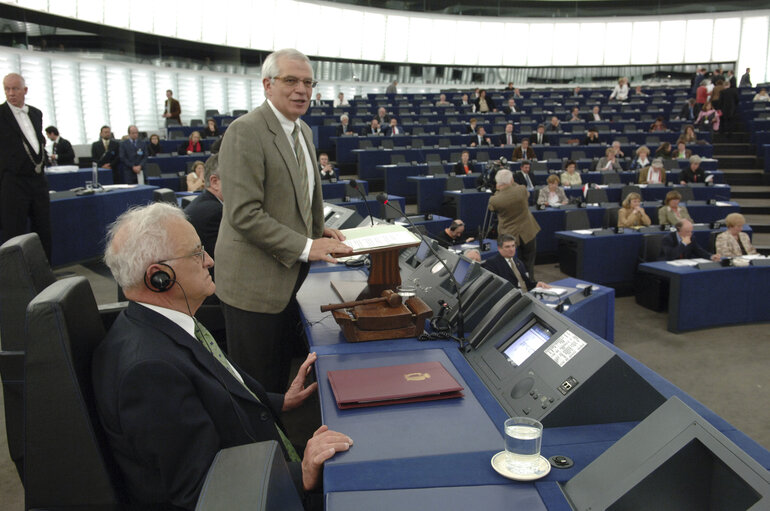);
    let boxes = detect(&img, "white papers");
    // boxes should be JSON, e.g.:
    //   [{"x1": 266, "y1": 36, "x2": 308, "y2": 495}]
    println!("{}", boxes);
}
[
  {"x1": 46, "y1": 165, "x2": 79, "y2": 173},
  {"x1": 666, "y1": 258, "x2": 709, "y2": 267},
  {"x1": 341, "y1": 224, "x2": 420, "y2": 253},
  {"x1": 533, "y1": 286, "x2": 569, "y2": 296},
  {"x1": 572, "y1": 229, "x2": 593, "y2": 235},
  {"x1": 715, "y1": 201, "x2": 733, "y2": 207},
  {"x1": 101, "y1": 184, "x2": 138, "y2": 190}
]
